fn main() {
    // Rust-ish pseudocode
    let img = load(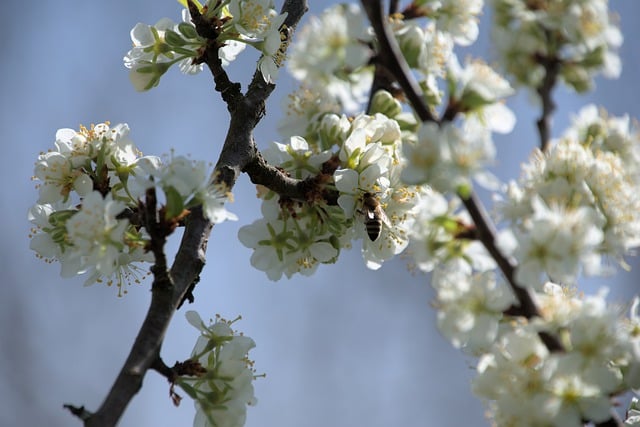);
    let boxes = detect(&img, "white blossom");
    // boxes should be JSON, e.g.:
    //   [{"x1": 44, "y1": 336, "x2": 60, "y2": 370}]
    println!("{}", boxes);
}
[
  {"x1": 287, "y1": 3, "x2": 373, "y2": 112},
  {"x1": 402, "y1": 120, "x2": 497, "y2": 193},
  {"x1": 492, "y1": 0, "x2": 622, "y2": 91},
  {"x1": 180, "y1": 311, "x2": 257, "y2": 427},
  {"x1": 432, "y1": 268, "x2": 514, "y2": 354},
  {"x1": 417, "y1": 0, "x2": 483, "y2": 46}
]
